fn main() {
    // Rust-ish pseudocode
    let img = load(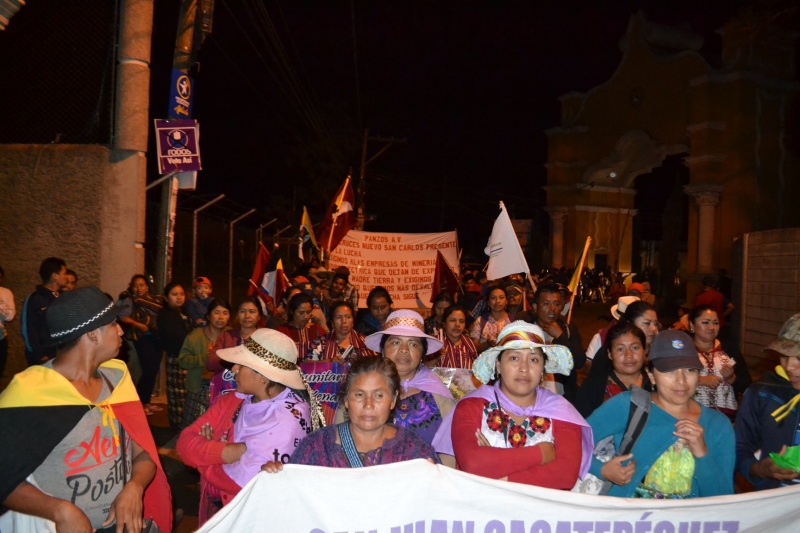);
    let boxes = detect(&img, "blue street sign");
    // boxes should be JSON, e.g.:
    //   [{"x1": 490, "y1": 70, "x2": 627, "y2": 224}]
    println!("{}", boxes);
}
[
  {"x1": 169, "y1": 70, "x2": 193, "y2": 118},
  {"x1": 154, "y1": 119, "x2": 201, "y2": 174}
]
